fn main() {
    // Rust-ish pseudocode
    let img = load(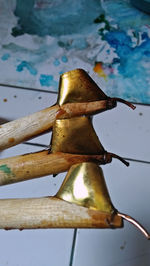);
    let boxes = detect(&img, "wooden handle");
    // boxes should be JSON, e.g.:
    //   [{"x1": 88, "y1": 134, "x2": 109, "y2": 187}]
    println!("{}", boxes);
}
[
  {"x1": 0, "y1": 197, "x2": 123, "y2": 229},
  {"x1": 0, "y1": 151, "x2": 105, "y2": 186},
  {"x1": 0, "y1": 100, "x2": 112, "y2": 151},
  {"x1": 0, "y1": 105, "x2": 59, "y2": 151}
]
